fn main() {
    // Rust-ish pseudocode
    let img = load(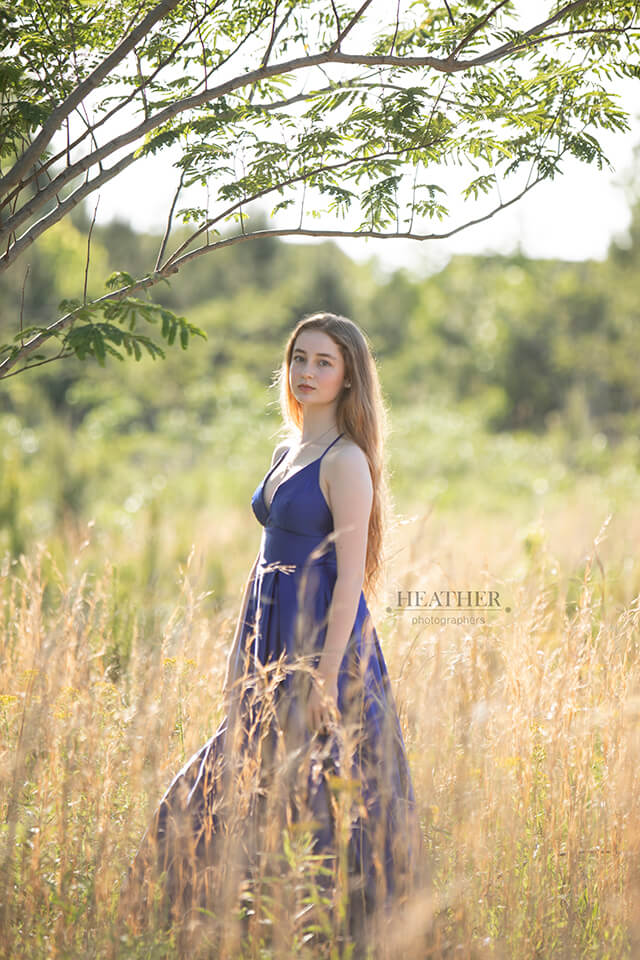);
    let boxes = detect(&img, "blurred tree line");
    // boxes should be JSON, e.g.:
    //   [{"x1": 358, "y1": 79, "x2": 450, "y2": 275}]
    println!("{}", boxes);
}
[
  {"x1": 2, "y1": 197, "x2": 639, "y2": 437},
  {"x1": 1, "y1": 196, "x2": 639, "y2": 586}
]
